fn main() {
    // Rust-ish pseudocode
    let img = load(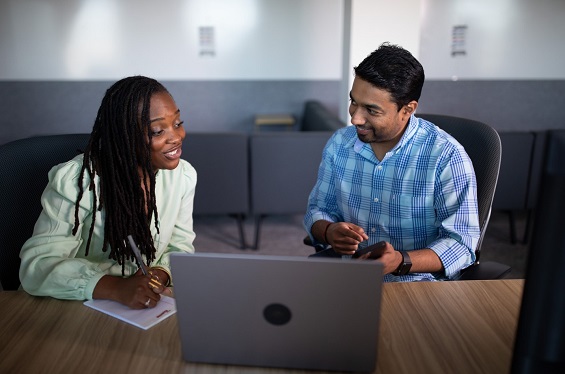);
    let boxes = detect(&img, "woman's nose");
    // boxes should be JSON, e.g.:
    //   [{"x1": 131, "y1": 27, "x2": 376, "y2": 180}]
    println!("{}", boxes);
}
[{"x1": 168, "y1": 131, "x2": 182, "y2": 143}]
